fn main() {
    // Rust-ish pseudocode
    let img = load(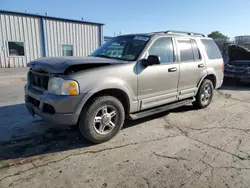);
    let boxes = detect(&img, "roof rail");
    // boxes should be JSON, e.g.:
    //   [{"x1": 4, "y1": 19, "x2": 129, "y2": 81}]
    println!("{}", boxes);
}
[{"x1": 164, "y1": 30, "x2": 207, "y2": 37}]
